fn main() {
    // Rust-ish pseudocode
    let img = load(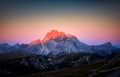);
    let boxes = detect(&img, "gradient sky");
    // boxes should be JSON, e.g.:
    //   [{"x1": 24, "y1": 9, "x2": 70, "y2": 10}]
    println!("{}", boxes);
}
[{"x1": 0, "y1": 0, "x2": 120, "y2": 45}]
